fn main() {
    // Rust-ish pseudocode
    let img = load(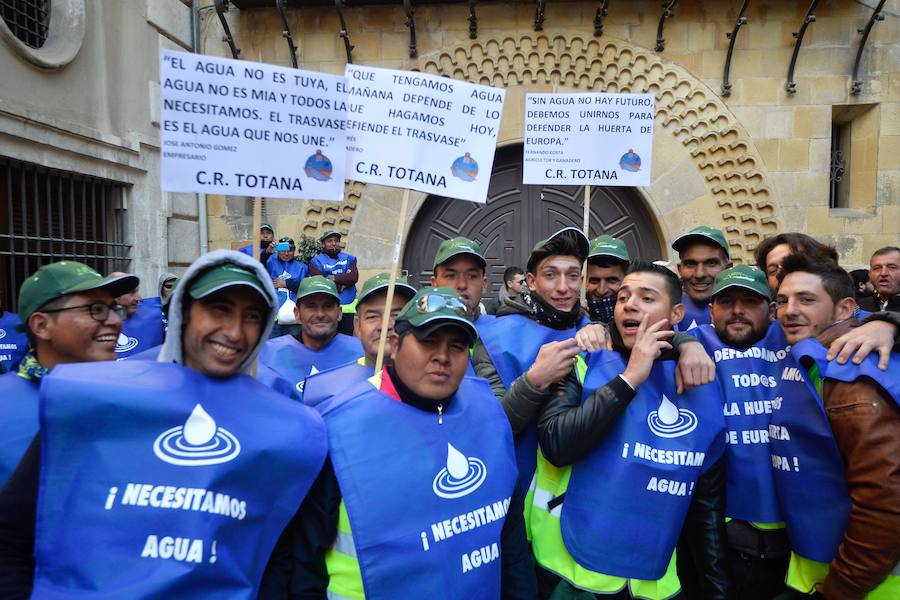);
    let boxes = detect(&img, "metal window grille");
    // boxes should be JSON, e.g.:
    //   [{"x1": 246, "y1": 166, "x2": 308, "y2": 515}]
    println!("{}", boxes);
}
[
  {"x1": 829, "y1": 123, "x2": 847, "y2": 209},
  {"x1": 0, "y1": 0, "x2": 50, "y2": 49},
  {"x1": 0, "y1": 157, "x2": 131, "y2": 312}
]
